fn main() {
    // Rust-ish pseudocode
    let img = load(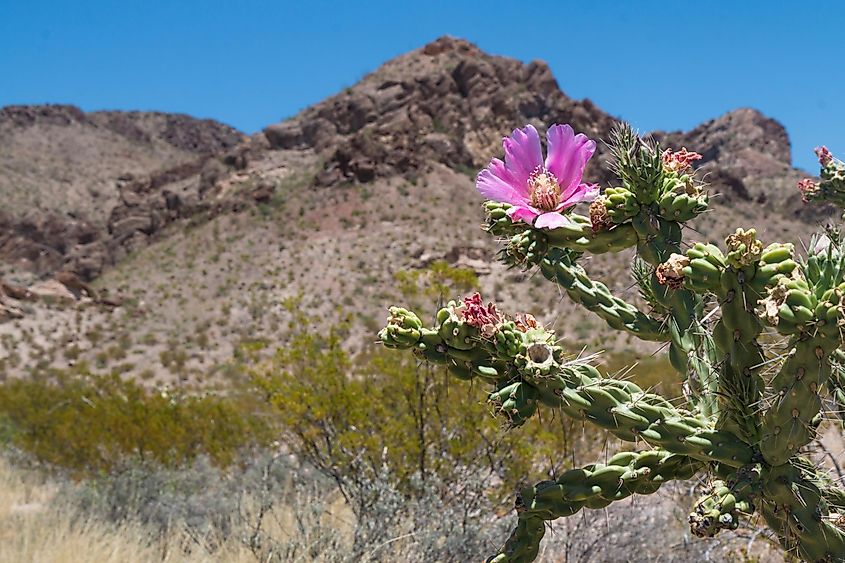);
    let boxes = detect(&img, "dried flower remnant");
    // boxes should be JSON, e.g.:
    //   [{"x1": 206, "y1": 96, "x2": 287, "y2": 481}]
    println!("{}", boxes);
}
[
  {"x1": 655, "y1": 253, "x2": 690, "y2": 289},
  {"x1": 662, "y1": 147, "x2": 702, "y2": 173},
  {"x1": 725, "y1": 228, "x2": 763, "y2": 266},
  {"x1": 758, "y1": 279, "x2": 789, "y2": 326},
  {"x1": 797, "y1": 178, "x2": 819, "y2": 202},
  {"x1": 459, "y1": 293, "x2": 504, "y2": 337},
  {"x1": 513, "y1": 312, "x2": 539, "y2": 332},
  {"x1": 589, "y1": 198, "x2": 612, "y2": 233}
]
